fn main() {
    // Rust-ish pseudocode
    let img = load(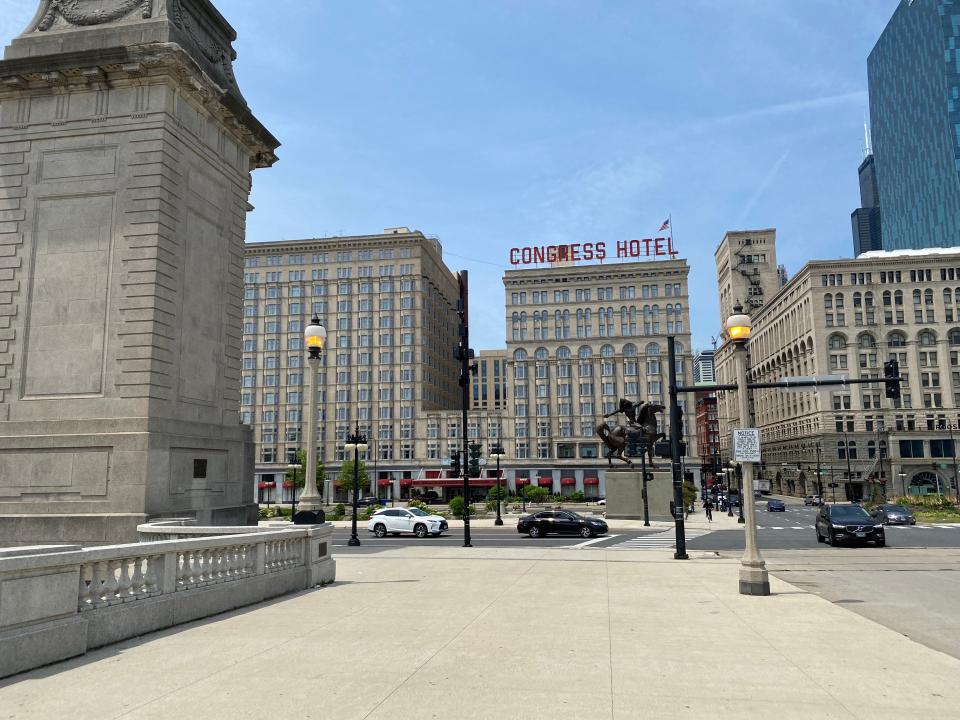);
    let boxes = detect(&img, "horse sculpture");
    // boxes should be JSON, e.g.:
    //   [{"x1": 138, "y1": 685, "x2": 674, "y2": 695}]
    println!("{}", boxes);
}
[{"x1": 595, "y1": 399, "x2": 665, "y2": 468}]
